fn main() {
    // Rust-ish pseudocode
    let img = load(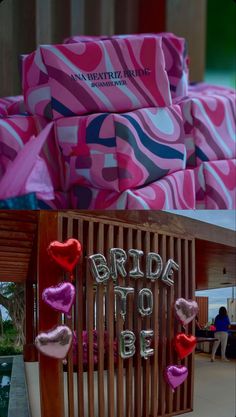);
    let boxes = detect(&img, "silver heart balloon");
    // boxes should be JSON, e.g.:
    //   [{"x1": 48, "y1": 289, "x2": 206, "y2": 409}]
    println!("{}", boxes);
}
[
  {"x1": 175, "y1": 298, "x2": 198, "y2": 326},
  {"x1": 35, "y1": 325, "x2": 73, "y2": 359}
]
